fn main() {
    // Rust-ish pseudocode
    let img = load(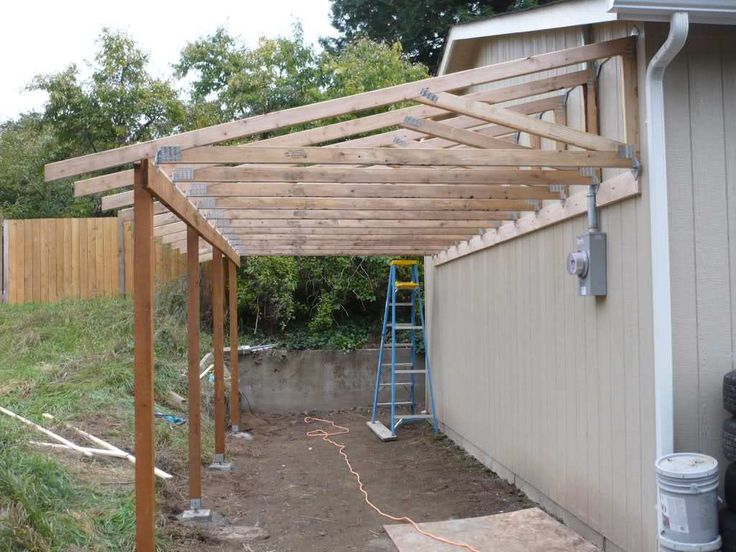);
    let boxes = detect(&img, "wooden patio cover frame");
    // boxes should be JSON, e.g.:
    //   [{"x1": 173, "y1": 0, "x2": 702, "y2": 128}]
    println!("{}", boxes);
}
[{"x1": 44, "y1": 36, "x2": 640, "y2": 551}]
